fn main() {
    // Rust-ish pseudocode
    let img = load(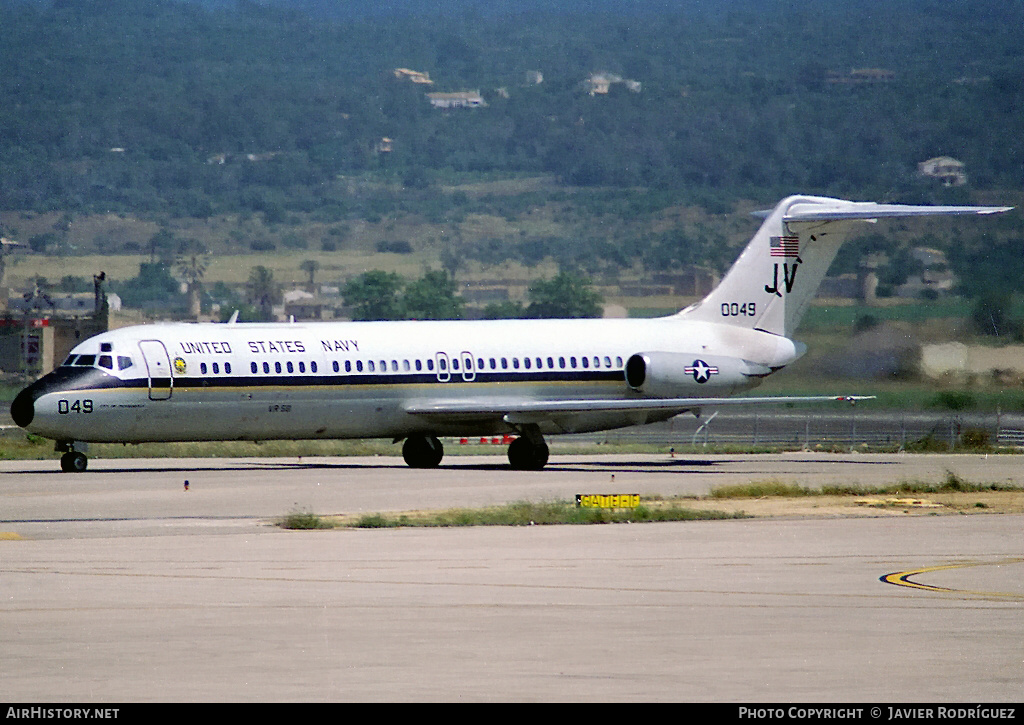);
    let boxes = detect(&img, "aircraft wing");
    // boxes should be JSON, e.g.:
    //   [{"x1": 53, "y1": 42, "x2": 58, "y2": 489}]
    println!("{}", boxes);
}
[{"x1": 404, "y1": 394, "x2": 873, "y2": 424}]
